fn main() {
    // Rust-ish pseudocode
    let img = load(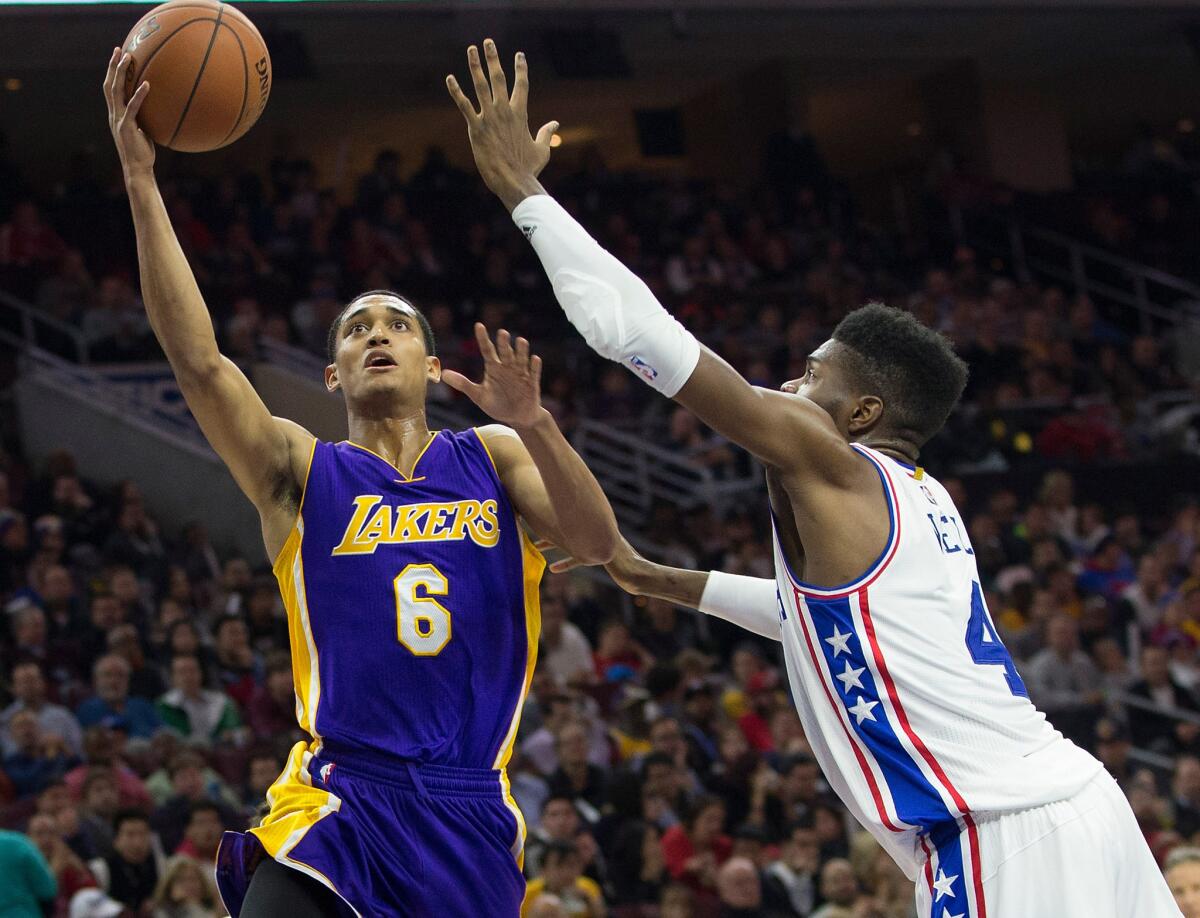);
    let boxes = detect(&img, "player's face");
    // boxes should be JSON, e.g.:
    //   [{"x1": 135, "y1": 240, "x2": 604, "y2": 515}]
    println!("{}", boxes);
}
[
  {"x1": 1169, "y1": 861, "x2": 1200, "y2": 917},
  {"x1": 780, "y1": 340, "x2": 853, "y2": 429},
  {"x1": 326, "y1": 296, "x2": 441, "y2": 404}
]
